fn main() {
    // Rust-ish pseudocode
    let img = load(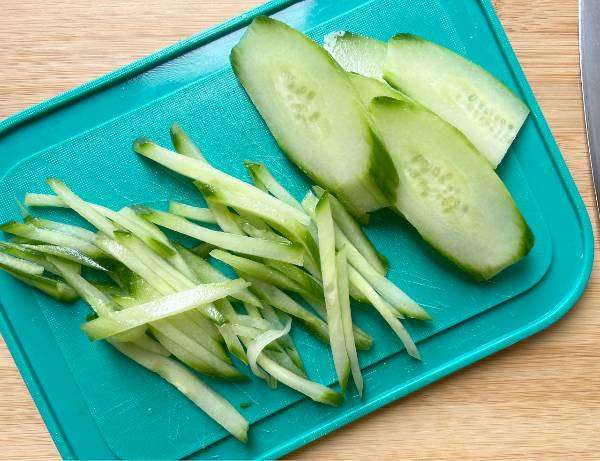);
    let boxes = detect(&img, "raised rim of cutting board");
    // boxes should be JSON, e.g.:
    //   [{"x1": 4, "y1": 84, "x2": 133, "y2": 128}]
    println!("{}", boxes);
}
[{"x1": 0, "y1": 0, "x2": 593, "y2": 458}]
